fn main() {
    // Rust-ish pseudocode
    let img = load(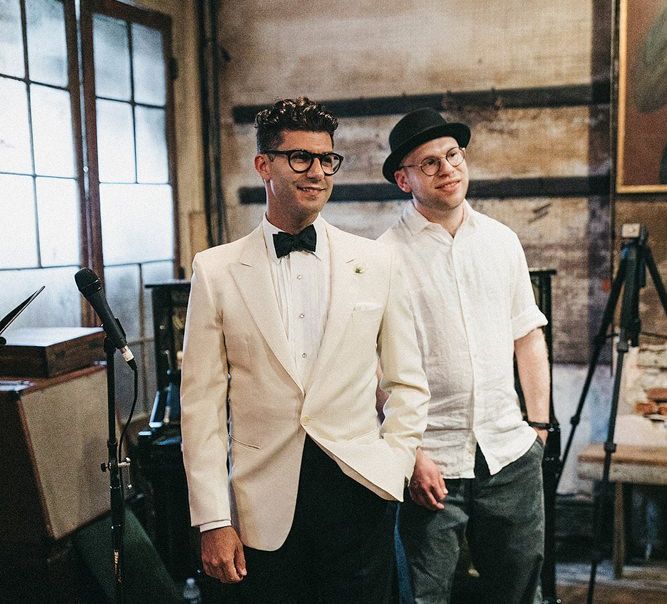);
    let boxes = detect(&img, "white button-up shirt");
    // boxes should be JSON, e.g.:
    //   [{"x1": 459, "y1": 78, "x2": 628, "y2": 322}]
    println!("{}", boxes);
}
[
  {"x1": 380, "y1": 200, "x2": 547, "y2": 477},
  {"x1": 262, "y1": 214, "x2": 330, "y2": 386}
]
